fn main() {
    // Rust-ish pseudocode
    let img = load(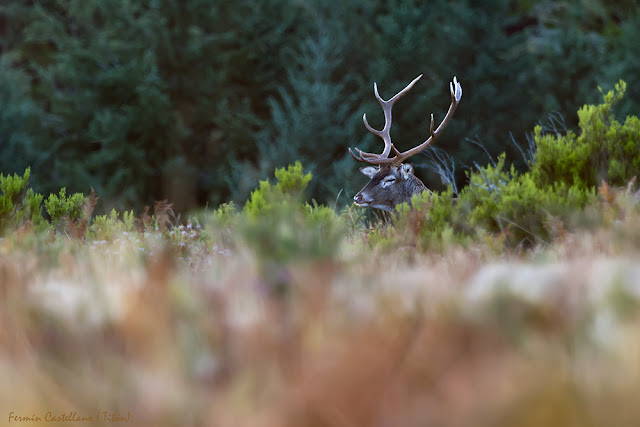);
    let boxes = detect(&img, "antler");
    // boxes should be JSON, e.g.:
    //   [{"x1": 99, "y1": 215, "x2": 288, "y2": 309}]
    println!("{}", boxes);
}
[
  {"x1": 349, "y1": 74, "x2": 423, "y2": 162},
  {"x1": 350, "y1": 76, "x2": 462, "y2": 166}
]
